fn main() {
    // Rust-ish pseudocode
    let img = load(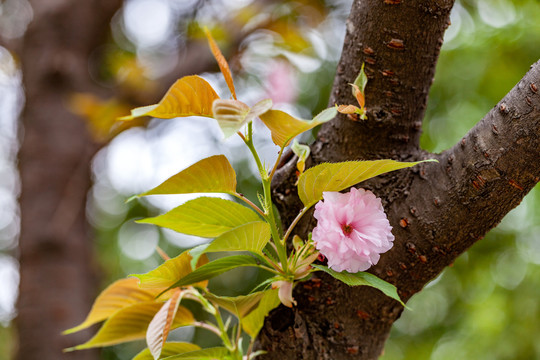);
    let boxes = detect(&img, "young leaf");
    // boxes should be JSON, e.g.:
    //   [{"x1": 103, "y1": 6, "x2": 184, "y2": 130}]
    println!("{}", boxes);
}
[
  {"x1": 291, "y1": 139, "x2": 310, "y2": 175},
  {"x1": 259, "y1": 107, "x2": 337, "y2": 147},
  {"x1": 119, "y1": 75, "x2": 220, "y2": 121},
  {"x1": 133, "y1": 342, "x2": 201, "y2": 360},
  {"x1": 204, "y1": 291, "x2": 266, "y2": 319},
  {"x1": 163, "y1": 347, "x2": 229, "y2": 360},
  {"x1": 311, "y1": 264, "x2": 404, "y2": 305},
  {"x1": 137, "y1": 197, "x2": 261, "y2": 238},
  {"x1": 297, "y1": 159, "x2": 436, "y2": 207},
  {"x1": 204, "y1": 27, "x2": 236, "y2": 100},
  {"x1": 169, "y1": 255, "x2": 266, "y2": 289},
  {"x1": 132, "y1": 250, "x2": 209, "y2": 290},
  {"x1": 336, "y1": 104, "x2": 361, "y2": 115},
  {"x1": 146, "y1": 289, "x2": 183, "y2": 360},
  {"x1": 139, "y1": 155, "x2": 237, "y2": 197},
  {"x1": 204, "y1": 221, "x2": 271, "y2": 254},
  {"x1": 247, "y1": 98, "x2": 273, "y2": 122},
  {"x1": 65, "y1": 302, "x2": 194, "y2": 350},
  {"x1": 350, "y1": 84, "x2": 365, "y2": 109},
  {"x1": 353, "y1": 63, "x2": 368, "y2": 106},
  {"x1": 212, "y1": 98, "x2": 273, "y2": 138},
  {"x1": 212, "y1": 99, "x2": 250, "y2": 137},
  {"x1": 241, "y1": 289, "x2": 280, "y2": 338},
  {"x1": 64, "y1": 278, "x2": 164, "y2": 335}
]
